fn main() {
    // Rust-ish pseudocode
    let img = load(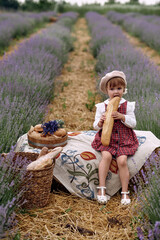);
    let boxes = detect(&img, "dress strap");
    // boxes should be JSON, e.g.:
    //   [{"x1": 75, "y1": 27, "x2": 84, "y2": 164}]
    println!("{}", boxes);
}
[{"x1": 118, "y1": 101, "x2": 127, "y2": 114}]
